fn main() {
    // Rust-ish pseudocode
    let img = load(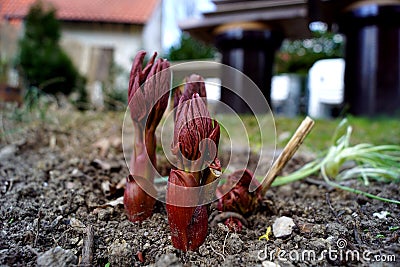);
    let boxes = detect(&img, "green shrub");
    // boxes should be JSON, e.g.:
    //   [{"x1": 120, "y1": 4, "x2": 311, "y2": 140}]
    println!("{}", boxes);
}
[
  {"x1": 275, "y1": 31, "x2": 344, "y2": 75},
  {"x1": 165, "y1": 33, "x2": 216, "y2": 61},
  {"x1": 17, "y1": 1, "x2": 85, "y2": 96}
]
